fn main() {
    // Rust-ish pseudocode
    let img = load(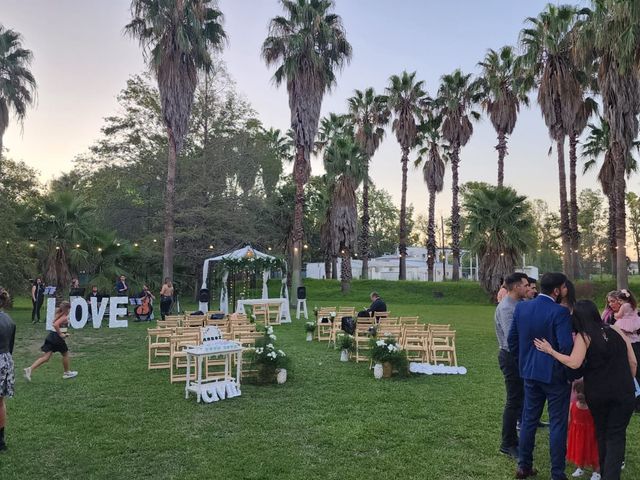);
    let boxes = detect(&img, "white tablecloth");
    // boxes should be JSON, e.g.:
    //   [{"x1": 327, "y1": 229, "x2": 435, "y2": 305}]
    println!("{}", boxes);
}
[{"x1": 236, "y1": 298, "x2": 291, "y2": 323}]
